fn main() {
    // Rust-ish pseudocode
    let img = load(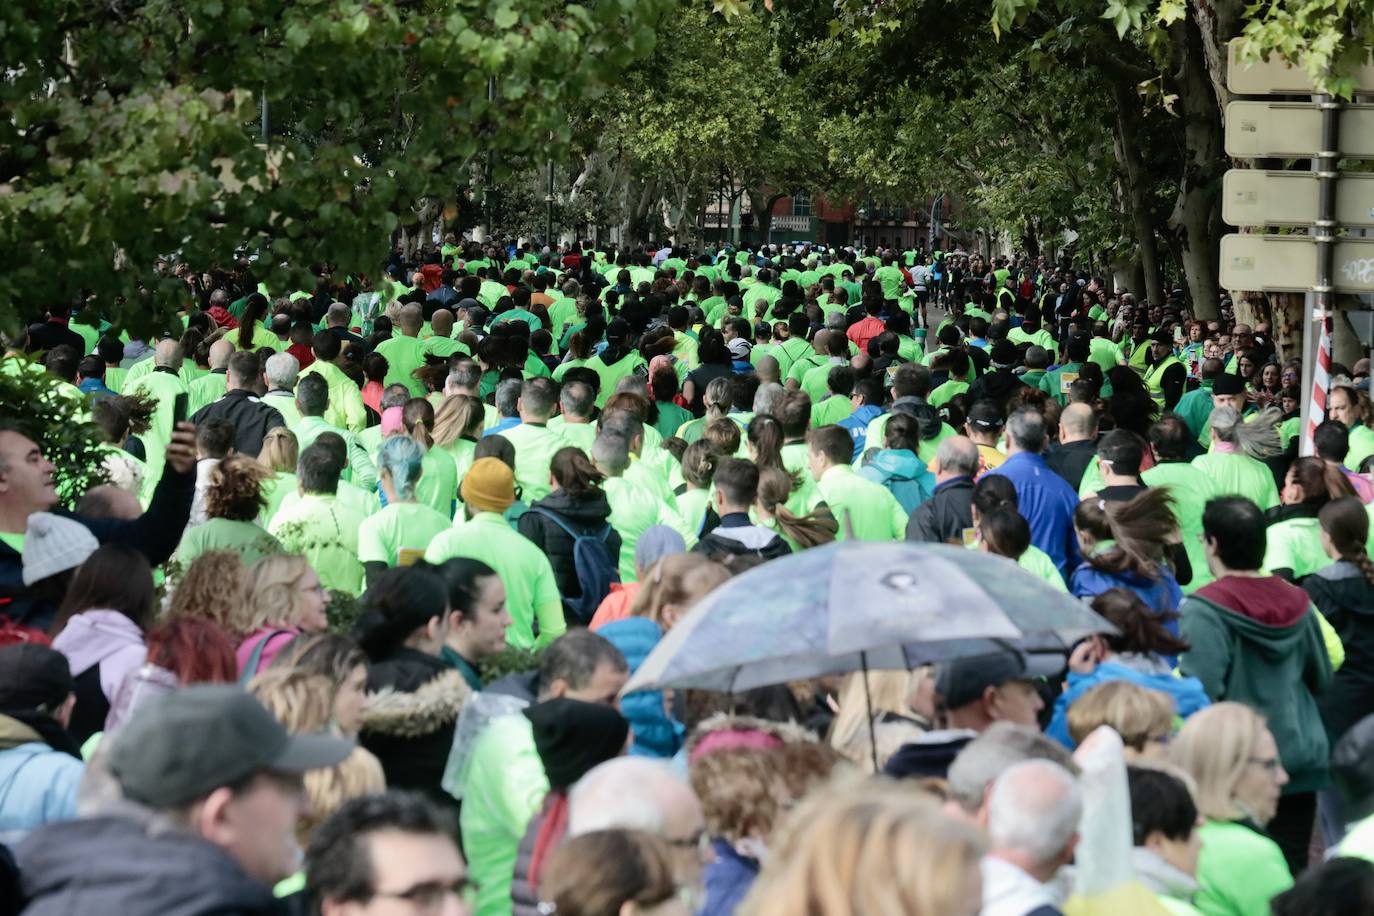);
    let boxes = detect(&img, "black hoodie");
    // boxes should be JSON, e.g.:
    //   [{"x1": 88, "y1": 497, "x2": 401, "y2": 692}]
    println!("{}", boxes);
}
[{"x1": 517, "y1": 489, "x2": 622, "y2": 606}]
